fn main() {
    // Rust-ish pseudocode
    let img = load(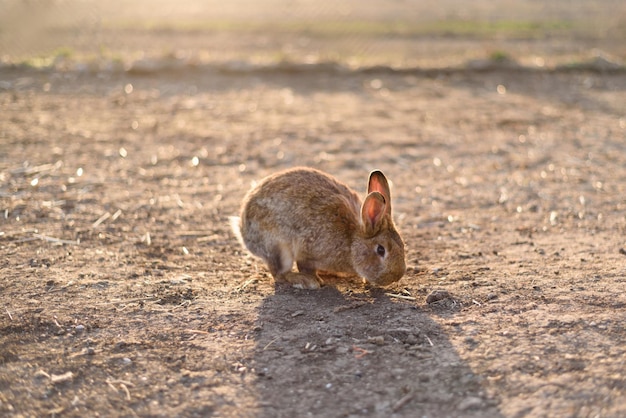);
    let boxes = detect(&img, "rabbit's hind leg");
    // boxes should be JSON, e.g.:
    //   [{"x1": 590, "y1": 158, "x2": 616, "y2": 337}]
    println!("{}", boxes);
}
[{"x1": 264, "y1": 244, "x2": 321, "y2": 290}]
